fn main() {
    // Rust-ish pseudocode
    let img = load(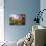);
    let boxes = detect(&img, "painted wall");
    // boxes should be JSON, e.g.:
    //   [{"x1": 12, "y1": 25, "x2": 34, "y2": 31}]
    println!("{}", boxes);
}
[
  {"x1": 4, "y1": 0, "x2": 40, "y2": 42},
  {"x1": 40, "y1": 0, "x2": 46, "y2": 27},
  {"x1": 40, "y1": 0, "x2": 46, "y2": 45}
]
